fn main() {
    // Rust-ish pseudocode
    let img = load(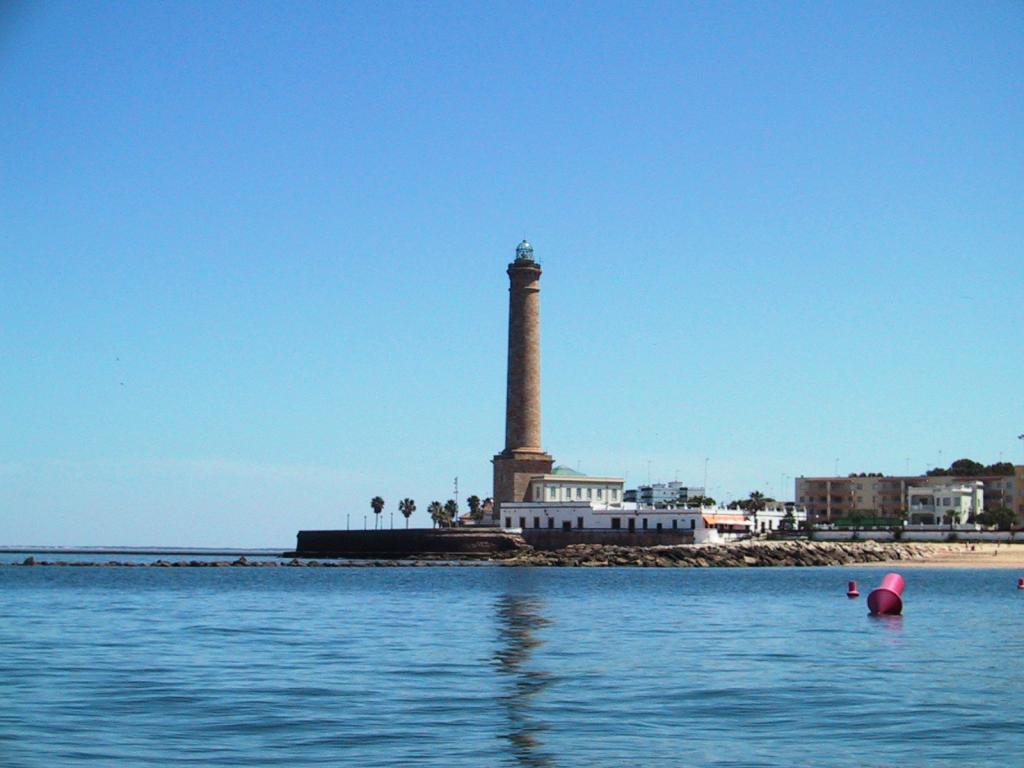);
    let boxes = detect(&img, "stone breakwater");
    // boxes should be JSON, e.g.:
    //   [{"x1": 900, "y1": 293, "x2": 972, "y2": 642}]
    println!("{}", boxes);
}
[
  {"x1": 491, "y1": 539, "x2": 947, "y2": 567},
  {"x1": 8, "y1": 541, "x2": 948, "y2": 568}
]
